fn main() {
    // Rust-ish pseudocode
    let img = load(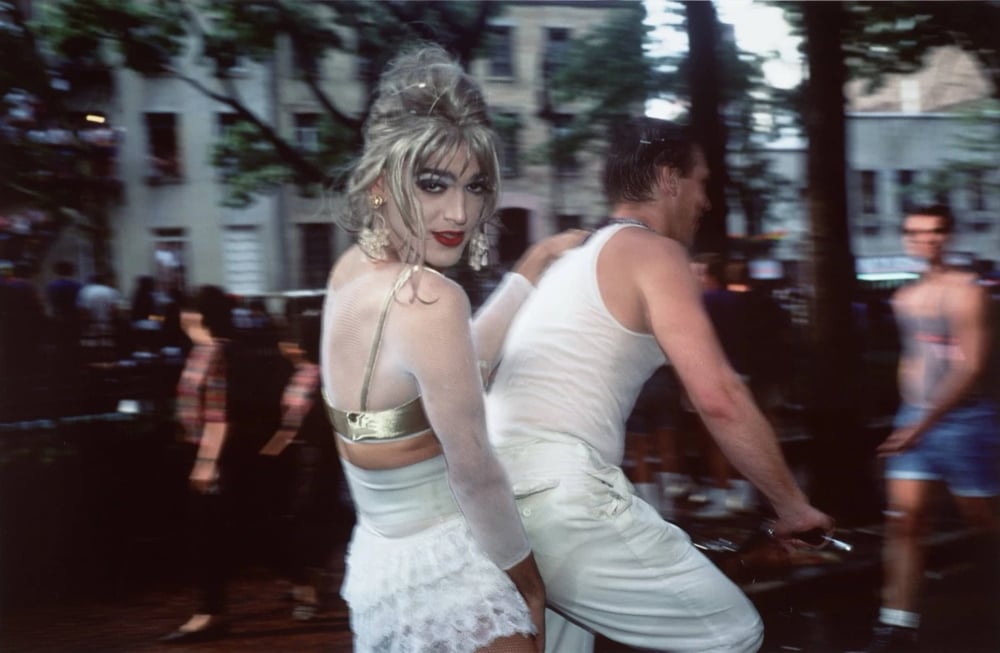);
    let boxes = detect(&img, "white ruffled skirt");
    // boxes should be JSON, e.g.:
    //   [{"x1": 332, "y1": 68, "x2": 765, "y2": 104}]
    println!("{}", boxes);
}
[{"x1": 341, "y1": 457, "x2": 534, "y2": 652}]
